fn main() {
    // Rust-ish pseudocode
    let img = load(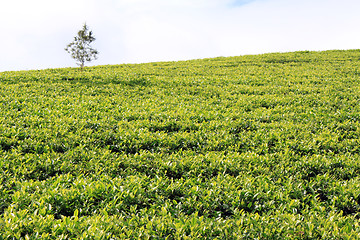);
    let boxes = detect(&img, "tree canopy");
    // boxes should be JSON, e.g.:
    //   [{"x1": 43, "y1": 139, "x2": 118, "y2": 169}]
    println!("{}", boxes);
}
[{"x1": 65, "y1": 23, "x2": 98, "y2": 70}]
